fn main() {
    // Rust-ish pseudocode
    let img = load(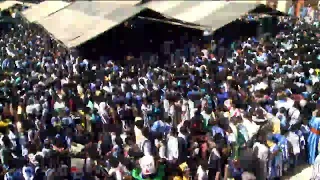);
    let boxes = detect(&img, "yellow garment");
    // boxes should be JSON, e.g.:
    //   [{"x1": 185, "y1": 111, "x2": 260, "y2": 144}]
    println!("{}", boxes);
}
[
  {"x1": 211, "y1": 112, "x2": 216, "y2": 120},
  {"x1": 267, "y1": 140, "x2": 275, "y2": 147},
  {"x1": 79, "y1": 94, "x2": 84, "y2": 100},
  {"x1": 316, "y1": 69, "x2": 320, "y2": 76},
  {"x1": 172, "y1": 176, "x2": 183, "y2": 180},
  {"x1": 271, "y1": 117, "x2": 281, "y2": 134},
  {"x1": 95, "y1": 90, "x2": 101, "y2": 96},
  {"x1": 179, "y1": 162, "x2": 188, "y2": 172},
  {"x1": 17, "y1": 106, "x2": 22, "y2": 115},
  {"x1": 134, "y1": 126, "x2": 143, "y2": 144},
  {"x1": 172, "y1": 176, "x2": 188, "y2": 180},
  {"x1": 0, "y1": 120, "x2": 9, "y2": 127},
  {"x1": 78, "y1": 110, "x2": 84, "y2": 116}
]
